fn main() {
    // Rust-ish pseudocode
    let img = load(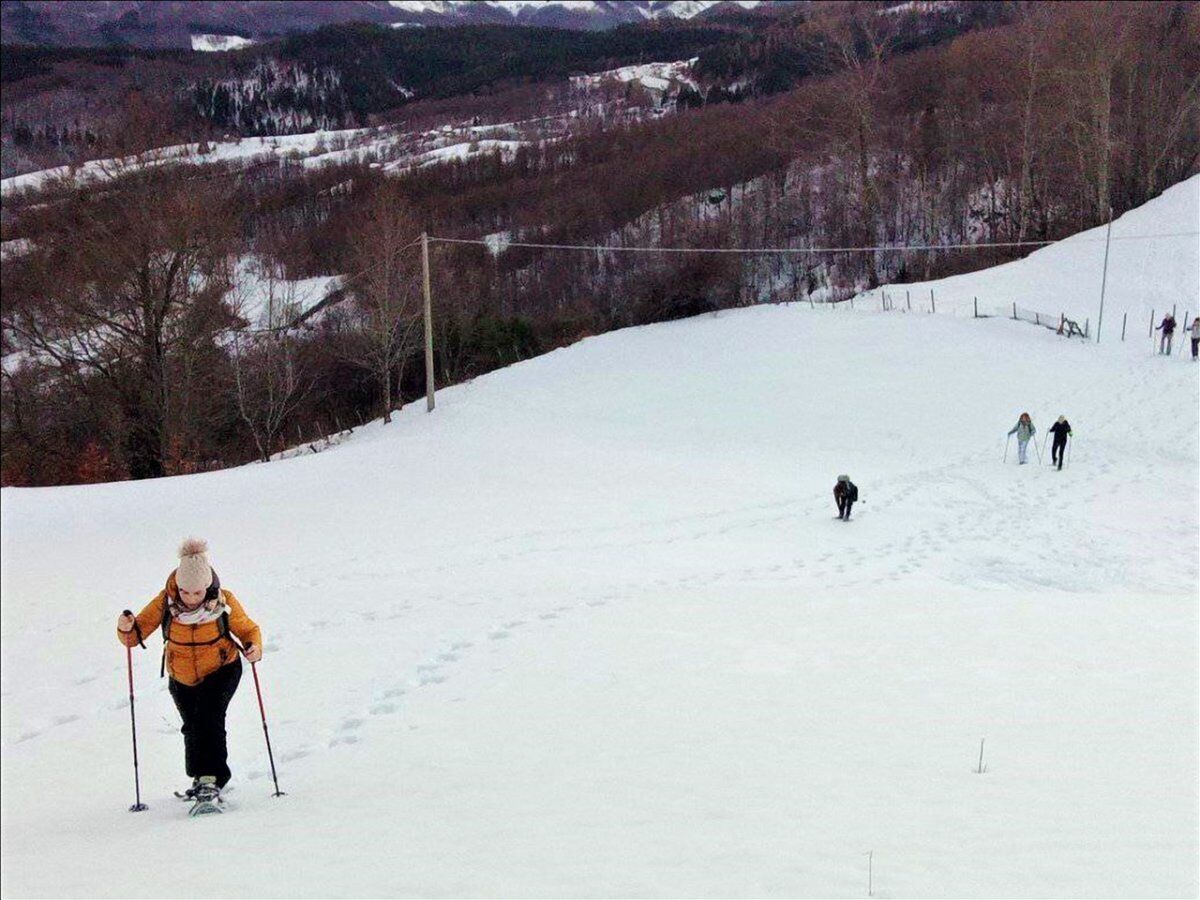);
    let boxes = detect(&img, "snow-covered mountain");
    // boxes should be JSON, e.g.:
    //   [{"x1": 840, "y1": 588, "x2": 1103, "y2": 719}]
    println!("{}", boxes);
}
[
  {"x1": 0, "y1": 0, "x2": 772, "y2": 47},
  {"x1": 388, "y1": 1, "x2": 766, "y2": 28}
]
